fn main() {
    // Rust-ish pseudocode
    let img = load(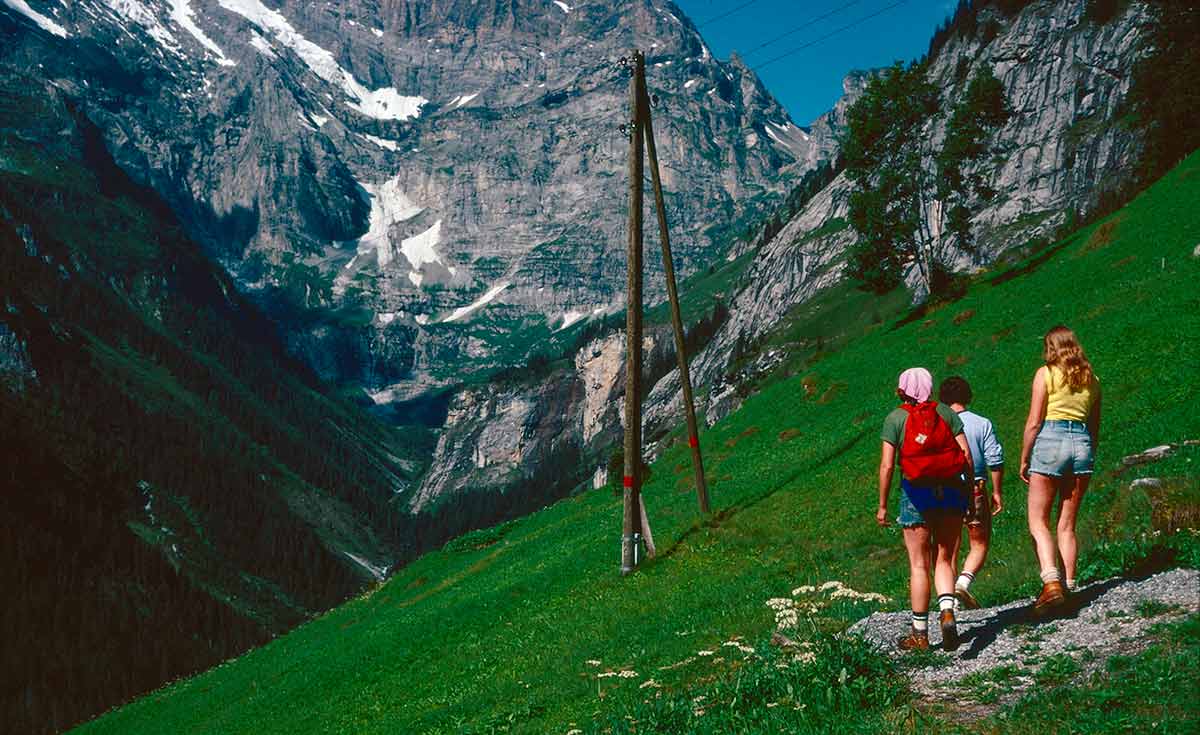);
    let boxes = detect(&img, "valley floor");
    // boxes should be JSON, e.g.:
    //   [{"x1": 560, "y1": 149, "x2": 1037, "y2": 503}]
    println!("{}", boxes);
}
[{"x1": 74, "y1": 154, "x2": 1200, "y2": 734}]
